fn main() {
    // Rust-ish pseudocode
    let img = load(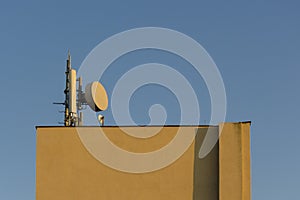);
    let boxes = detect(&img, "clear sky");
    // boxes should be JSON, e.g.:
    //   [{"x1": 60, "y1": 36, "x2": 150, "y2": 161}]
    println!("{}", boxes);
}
[{"x1": 0, "y1": 0, "x2": 299, "y2": 199}]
